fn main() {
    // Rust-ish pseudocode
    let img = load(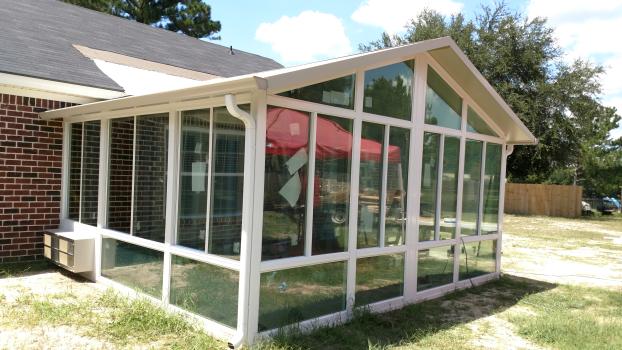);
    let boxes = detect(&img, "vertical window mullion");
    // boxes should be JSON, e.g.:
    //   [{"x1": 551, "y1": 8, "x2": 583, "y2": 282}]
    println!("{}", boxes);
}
[
  {"x1": 204, "y1": 108, "x2": 214, "y2": 254},
  {"x1": 477, "y1": 142, "x2": 487, "y2": 236},
  {"x1": 129, "y1": 116, "x2": 137, "y2": 235},
  {"x1": 305, "y1": 112, "x2": 318, "y2": 256},
  {"x1": 78, "y1": 122, "x2": 85, "y2": 223},
  {"x1": 435, "y1": 134, "x2": 445, "y2": 241},
  {"x1": 379, "y1": 125, "x2": 389, "y2": 247}
]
